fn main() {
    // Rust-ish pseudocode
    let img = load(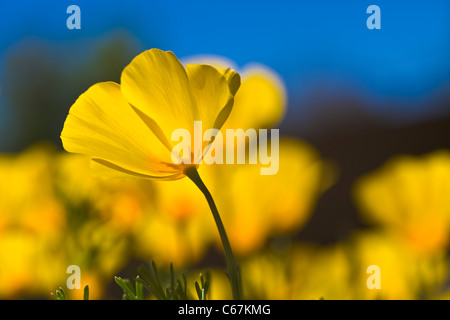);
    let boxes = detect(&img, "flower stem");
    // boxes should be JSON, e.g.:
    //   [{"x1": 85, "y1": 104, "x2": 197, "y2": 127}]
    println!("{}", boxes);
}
[{"x1": 184, "y1": 166, "x2": 241, "y2": 300}]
